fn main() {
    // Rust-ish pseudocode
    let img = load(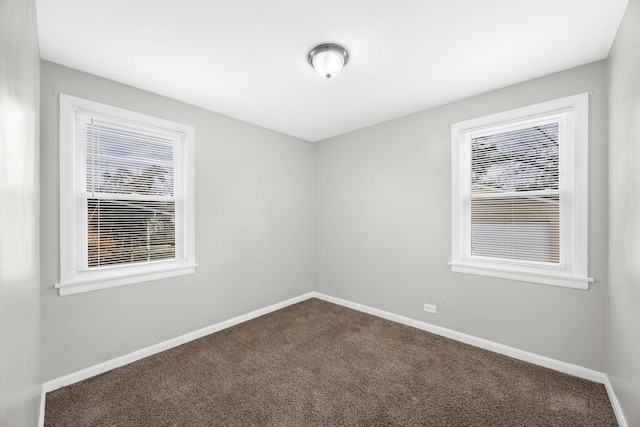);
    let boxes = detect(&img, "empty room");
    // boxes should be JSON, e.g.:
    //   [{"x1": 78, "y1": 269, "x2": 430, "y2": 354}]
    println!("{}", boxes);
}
[{"x1": 2, "y1": 0, "x2": 640, "y2": 425}]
